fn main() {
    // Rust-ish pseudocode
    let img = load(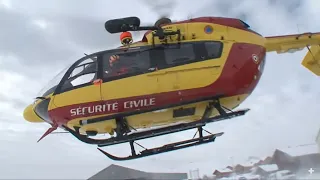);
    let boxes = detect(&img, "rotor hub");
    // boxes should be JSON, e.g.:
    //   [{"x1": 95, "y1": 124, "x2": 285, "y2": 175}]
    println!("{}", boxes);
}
[{"x1": 155, "y1": 17, "x2": 172, "y2": 27}]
